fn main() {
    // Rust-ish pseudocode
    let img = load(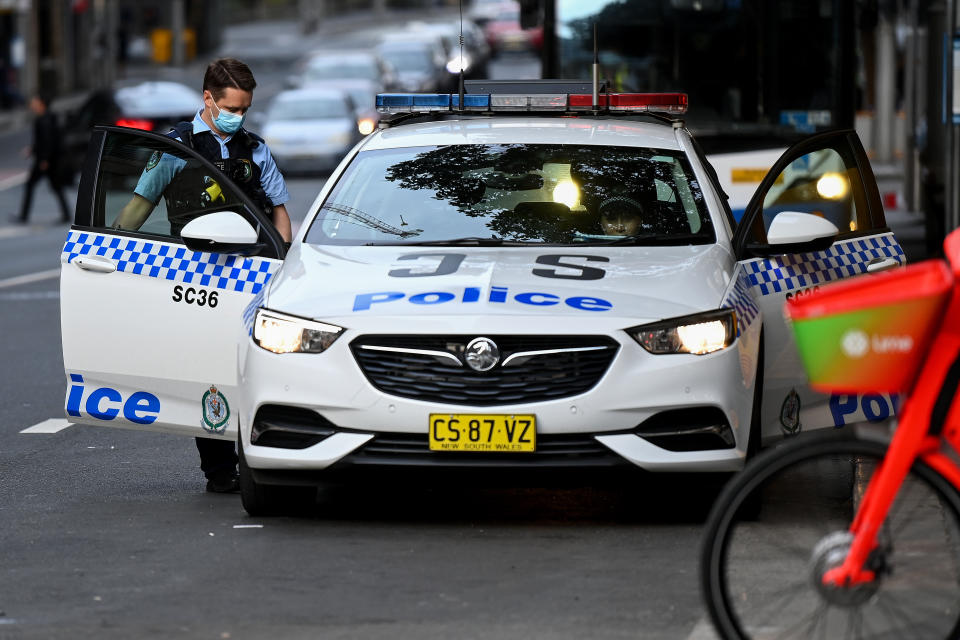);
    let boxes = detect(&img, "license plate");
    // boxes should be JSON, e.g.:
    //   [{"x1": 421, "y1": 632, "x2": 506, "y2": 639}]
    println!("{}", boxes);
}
[{"x1": 429, "y1": 414, "x2": 536, "y2": 452}]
